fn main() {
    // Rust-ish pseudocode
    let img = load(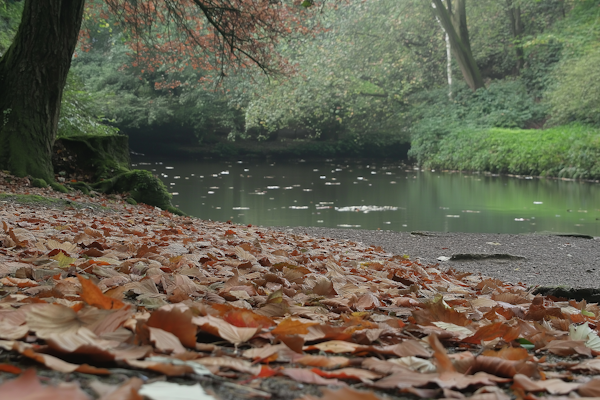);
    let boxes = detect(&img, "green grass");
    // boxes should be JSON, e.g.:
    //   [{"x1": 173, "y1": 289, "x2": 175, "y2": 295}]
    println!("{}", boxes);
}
[{"x1": 420, "y1": 124, "x2": 600, "y2": 179}]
